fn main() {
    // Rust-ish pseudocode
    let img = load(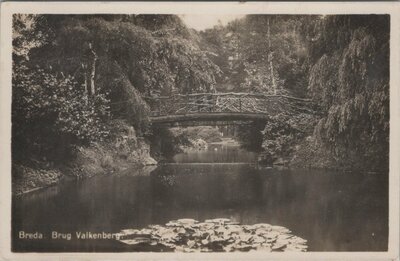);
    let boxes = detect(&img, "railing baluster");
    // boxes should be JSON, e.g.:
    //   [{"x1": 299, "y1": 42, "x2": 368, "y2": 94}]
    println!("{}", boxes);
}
[{"x1": 185, "y1": 94, "x2": 188, "y2": 114}]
